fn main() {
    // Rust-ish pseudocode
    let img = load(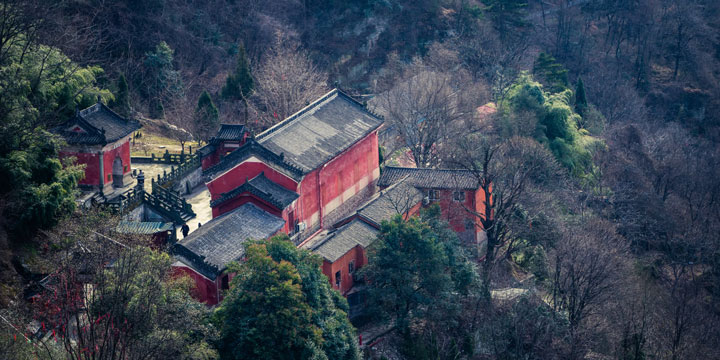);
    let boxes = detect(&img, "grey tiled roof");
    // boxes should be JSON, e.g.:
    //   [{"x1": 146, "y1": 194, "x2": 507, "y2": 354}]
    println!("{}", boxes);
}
[
  {"x1": 53, "y1": 102, "x2": 141, "y2": 145},
  {"x1": 307, "y1": 219, "x2": 379, "y2": 262},
  {"x1": 378, "y1": 166, "x2": 478, "y2": 190},
  {"x1": 256, "y1": 89, "x2": 384, "y2": 173},
  {"x1": 247, "y1": 172, "x2": 299, "y2": 208},
  {"x1": 210, "y1": 172, "x2": 299, "y2": 210},
  {"x1": 212, "y1": 124, "x2": 247, "y2": 142},
  {"x1": 356, "y1": 179, "x2": 423, "y2": 227},
  {"x1": 173, "y1": 203, "x2": 285, "y2": 279},
  {"x1": 115, "y1": 221, "x2": 174, "y2": 234}
]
